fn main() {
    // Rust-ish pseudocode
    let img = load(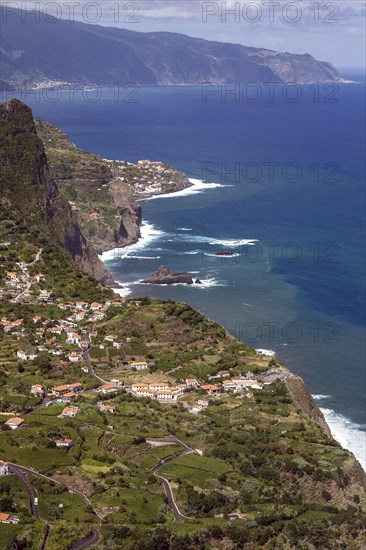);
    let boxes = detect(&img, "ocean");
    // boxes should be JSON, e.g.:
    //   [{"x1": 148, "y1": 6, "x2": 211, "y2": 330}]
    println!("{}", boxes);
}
[{"x1": 5, "y1": 68, "x2": 365, "y2": 469}]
